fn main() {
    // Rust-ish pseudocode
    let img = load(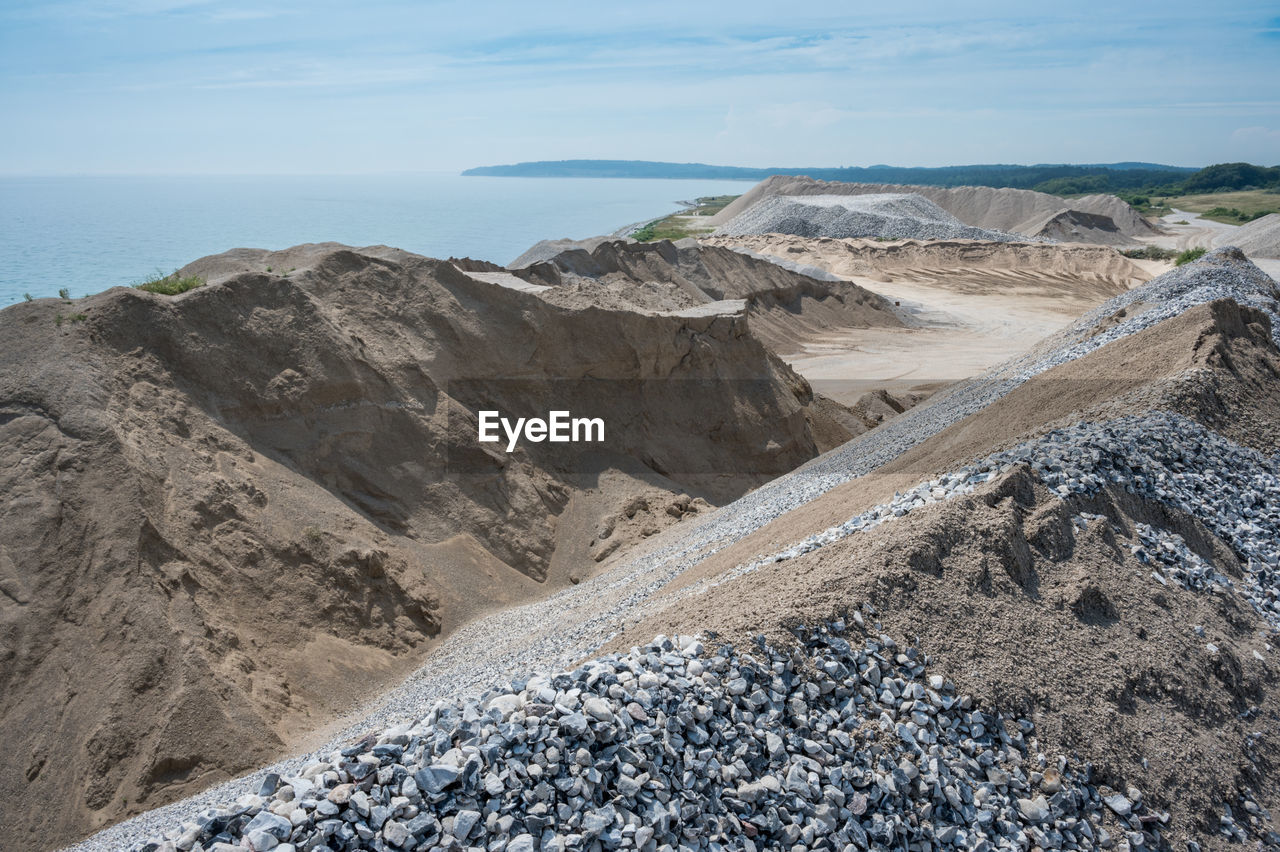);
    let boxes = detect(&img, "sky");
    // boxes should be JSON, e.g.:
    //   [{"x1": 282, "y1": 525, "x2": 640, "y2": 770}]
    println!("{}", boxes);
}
[{"x1": 1, "y1": 0, "x2": 1278, "y2": 175}]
